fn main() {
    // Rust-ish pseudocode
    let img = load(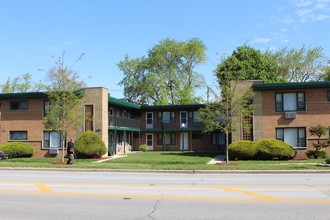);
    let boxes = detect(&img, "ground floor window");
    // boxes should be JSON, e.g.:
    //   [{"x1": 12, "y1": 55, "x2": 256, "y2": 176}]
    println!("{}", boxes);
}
[
  {"x1": 44, "y1": 131, "x2": 63, "y2": 148},
  {"x1": 276, "y1": 127, "x2": 306, "y2": 148},
  {"x1": 211, "y1": 133, "x2": 225, "y2": 145},
  {"x1": 158, "y1": 133, "x2": 175, "y2": 145},
  {"x1": 10, "y1": 131, "x2": 27, "y2": 141}
]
